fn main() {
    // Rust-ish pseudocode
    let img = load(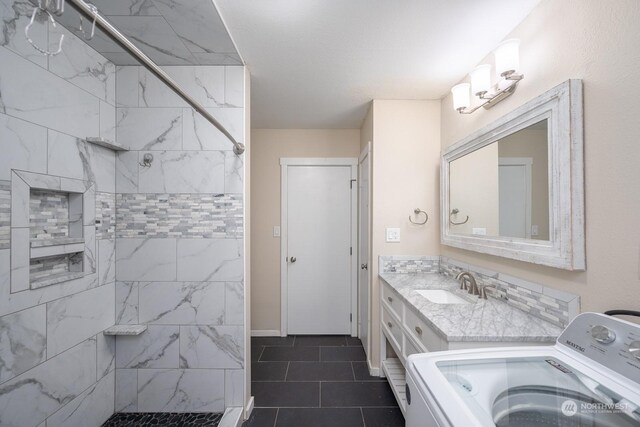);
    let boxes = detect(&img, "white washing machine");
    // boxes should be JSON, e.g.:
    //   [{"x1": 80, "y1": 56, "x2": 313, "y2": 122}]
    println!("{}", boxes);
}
[{"x1": 405, "y1": 312, "x2": 640, "y2": 426}]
